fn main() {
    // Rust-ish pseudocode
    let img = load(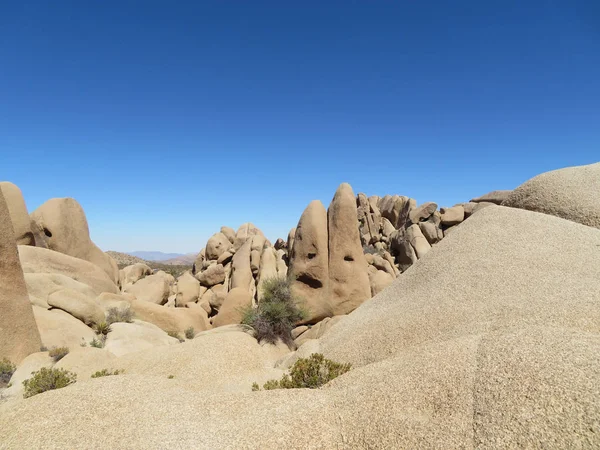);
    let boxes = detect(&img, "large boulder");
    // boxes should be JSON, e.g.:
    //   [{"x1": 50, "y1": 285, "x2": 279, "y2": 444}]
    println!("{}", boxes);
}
[
  {"x1": 33, "y1": 306, "x2": 95, "y2": 349},
  {"x1": 18, "y1": 245, "x2": 119, "y2": 296},
  {"x1": 196, "y1": 263, "x2": 225, "y2": 287},
  {"x1": 256, "y1": 247, "x2": 278, "y2": 300},
  {"x1": 502, "y1": 162, "x2": 600, "y2": 229},
  {"x1": 230, "y1": 238, "x2": 254, "y2": 296},
  {"x1": 123, "y1": 272, "x2": 172, "y2": 305},
  {"x1": 119, "y1": 263, "x2": 152, "y2": 287},
  {"x1": 30, "y1": 198, "x2": 119, "y2": 283},
  {"x1": 103, "y1": 321, "x2": 180, "y2": 357},
  {"x1": 205, "y1": 232, "x2": 231, "y2": 261},
  {"x1": 211, "y1": 288, "x2": 252, "y2": 327},
  {"x1": 287, "y1": 200, "x2": 331, "y2": 323},
  {"x1": 0, "y1": 191, "x2": 42, "y2": 363},
  {"x1": 47, "y1": 288, "x2": 105, "y2": 326},
  {"x1": 0, "y1": 181, "x2": 34, "y2": 245},
  {"x1": 24, "y1": 272, "x2": 98, "y2": 310},
  {"x1": 471, "y1": 190, "x2": 512, "y2": 205},
  {"x1": 175, "y1": 272, "x2": 201, "y2": 306},
  {"x1": 327, "y1": 183, "x2": 371, "y2": 316},
  {"x1": 126, "y1": 298, "x2": 211, "y2": 334}
]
